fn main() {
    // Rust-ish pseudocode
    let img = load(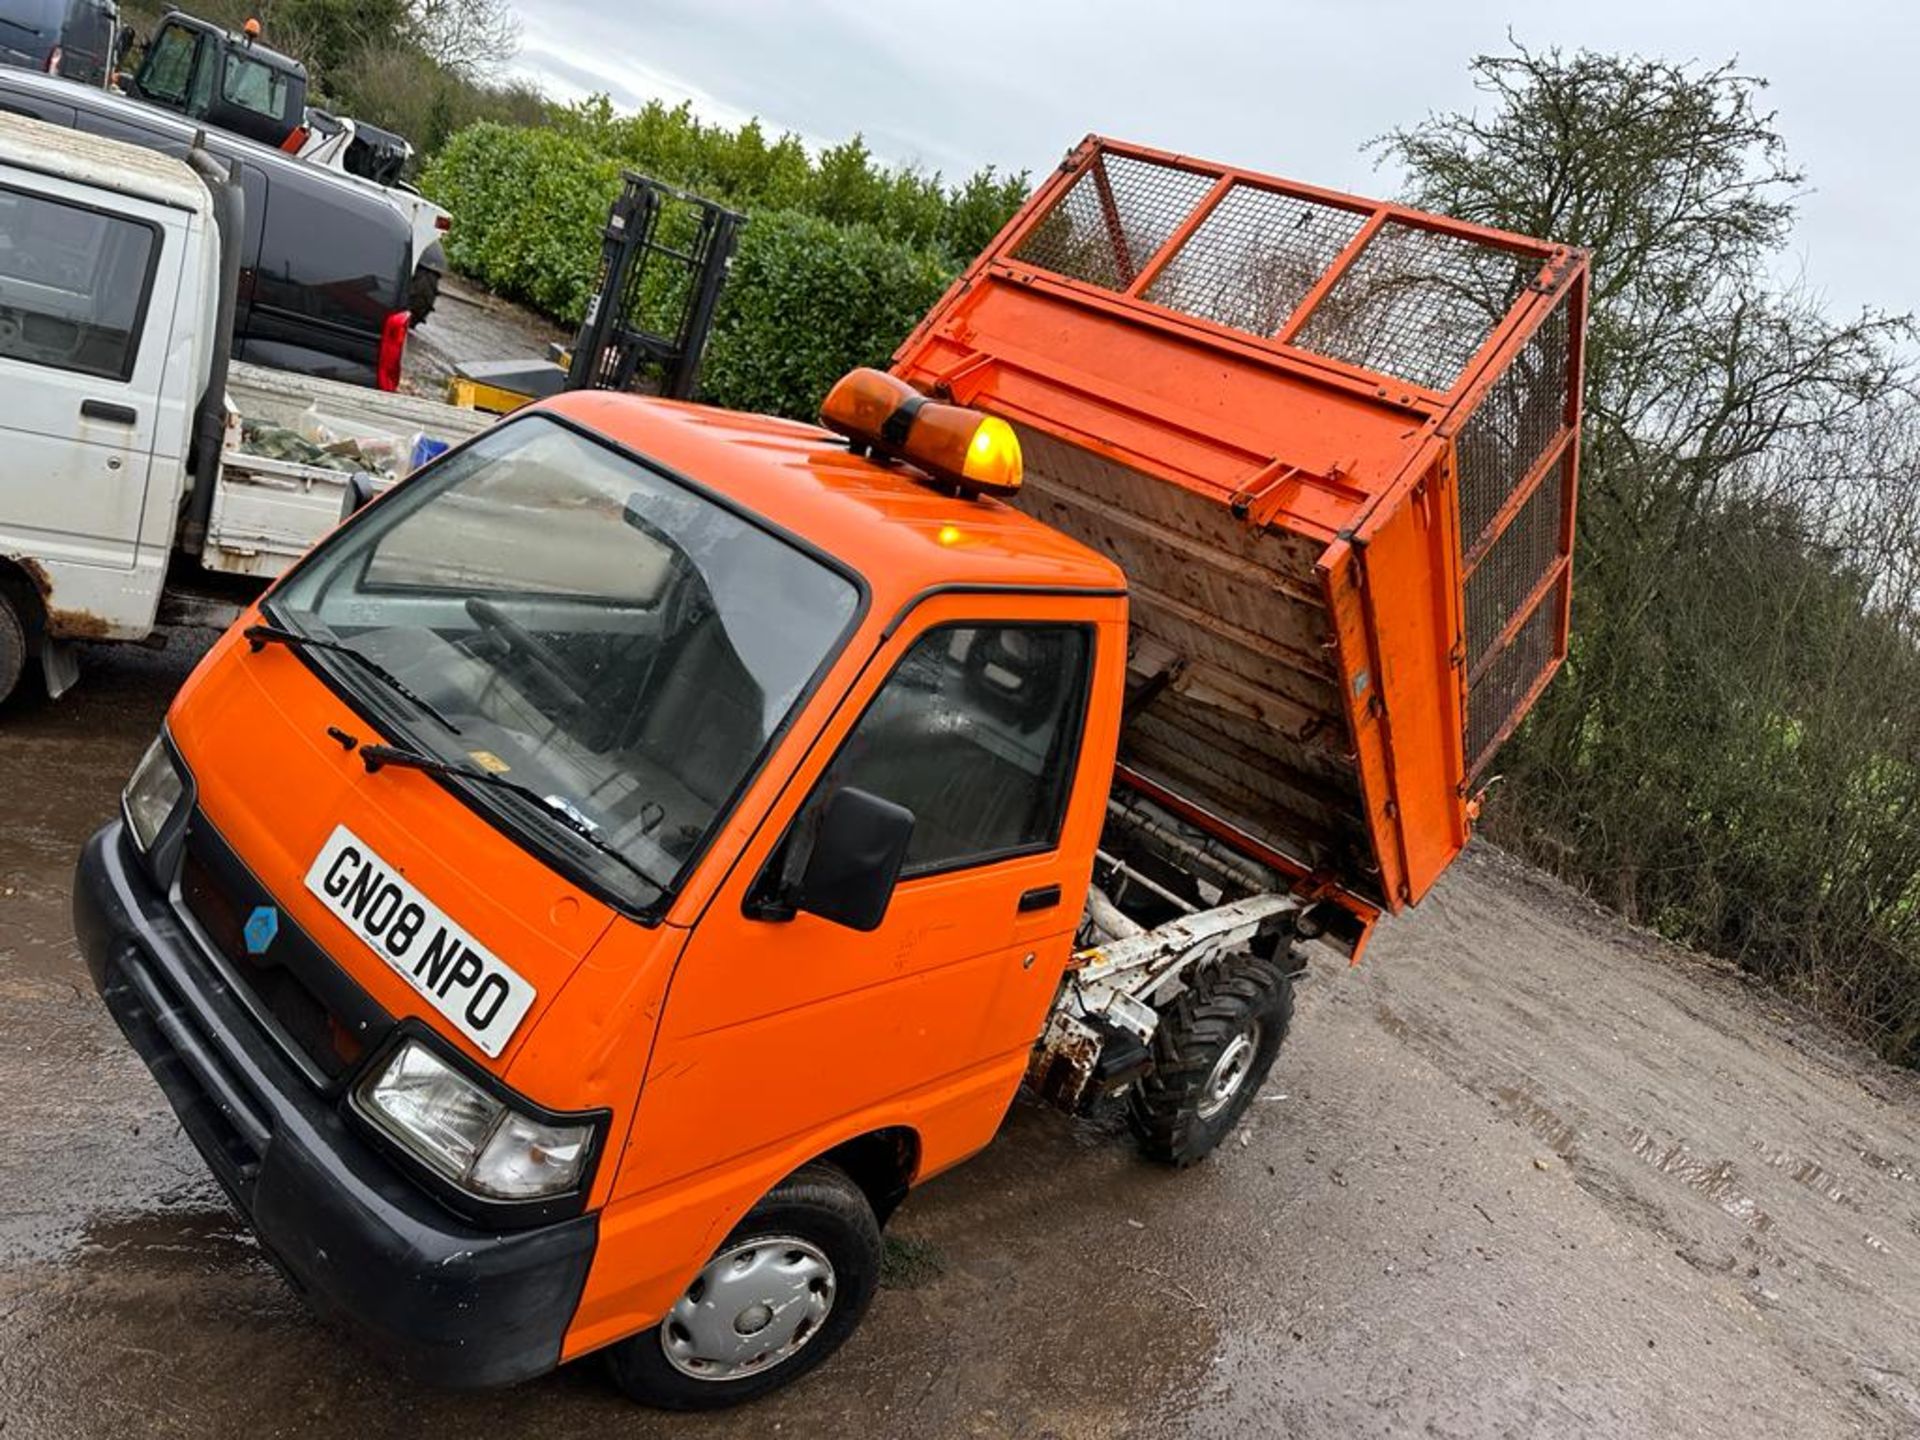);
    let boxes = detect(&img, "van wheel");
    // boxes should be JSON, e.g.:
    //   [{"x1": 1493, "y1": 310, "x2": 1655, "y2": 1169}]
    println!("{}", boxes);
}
[
  {"x1": 0, "y1": 591, "x2": 26, "y2": 708},
  {"x1": 606, "y1": 1163, "x2": 881, "y2": 1411},
  {"x1": 1128, "y1": 950, "x2": 1293, "y2": 1167}
]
